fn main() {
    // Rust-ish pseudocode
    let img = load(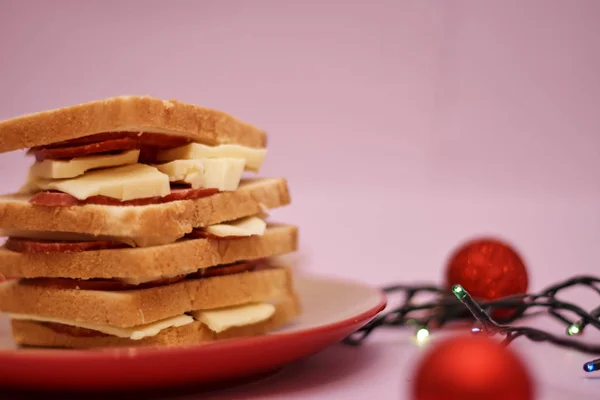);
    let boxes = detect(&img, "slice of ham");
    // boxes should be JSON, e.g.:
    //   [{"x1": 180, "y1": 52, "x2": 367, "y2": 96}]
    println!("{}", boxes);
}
[
  {"x1": 44, "y1": 132, "x2": 192, "y2": 149},
  {"x1": 19, "y1": 262, "x2": 258, "y2": 292},
  {"x1": 29, "y1": 187, "x2": 219, "y2": 207},
  {"x1": 20, "y1": 275, "x2": 187, "y2": 291},
  {"x1": 41, "y1": 323, "x2": 108, "y2": 338},
  {"x1": 4, "y1": 220, "x2": 242, "y2": 255},
  {"x1": 190, "y1": 261, "x2": 258, "y2": 278},
  {"x1": 37, "y1": 262, "x2": 261, "y2": 338},
  {"x1": 33, "y1": 138, "x2": 139, "y2": 161},
  {"x1": 29, "y1": 132, "x2": 192, "y2": 160},
  {"x1": 4, "y1": 238, "x2": 129, "y2": 253}
]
